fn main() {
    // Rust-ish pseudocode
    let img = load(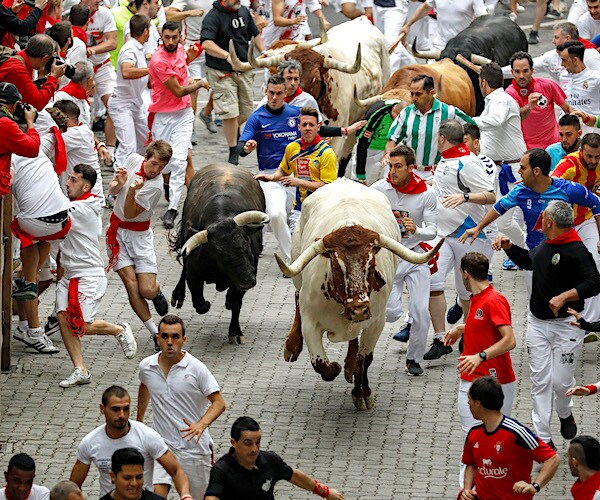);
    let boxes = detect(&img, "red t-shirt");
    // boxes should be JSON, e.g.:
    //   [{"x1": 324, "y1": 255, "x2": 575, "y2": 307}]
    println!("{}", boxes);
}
[
  {"x1": 572, "y1": 471, "x2": 600, "y2": 500},
  {"x1": 461, "y1": 286, "x2": 516, "y2": 384},
  {"x1": 462, "y1": 416, "x2": 557, "y2": 500},
  {"x1": 505, "y1": 77, "x2": 567, "y2": 150}
]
